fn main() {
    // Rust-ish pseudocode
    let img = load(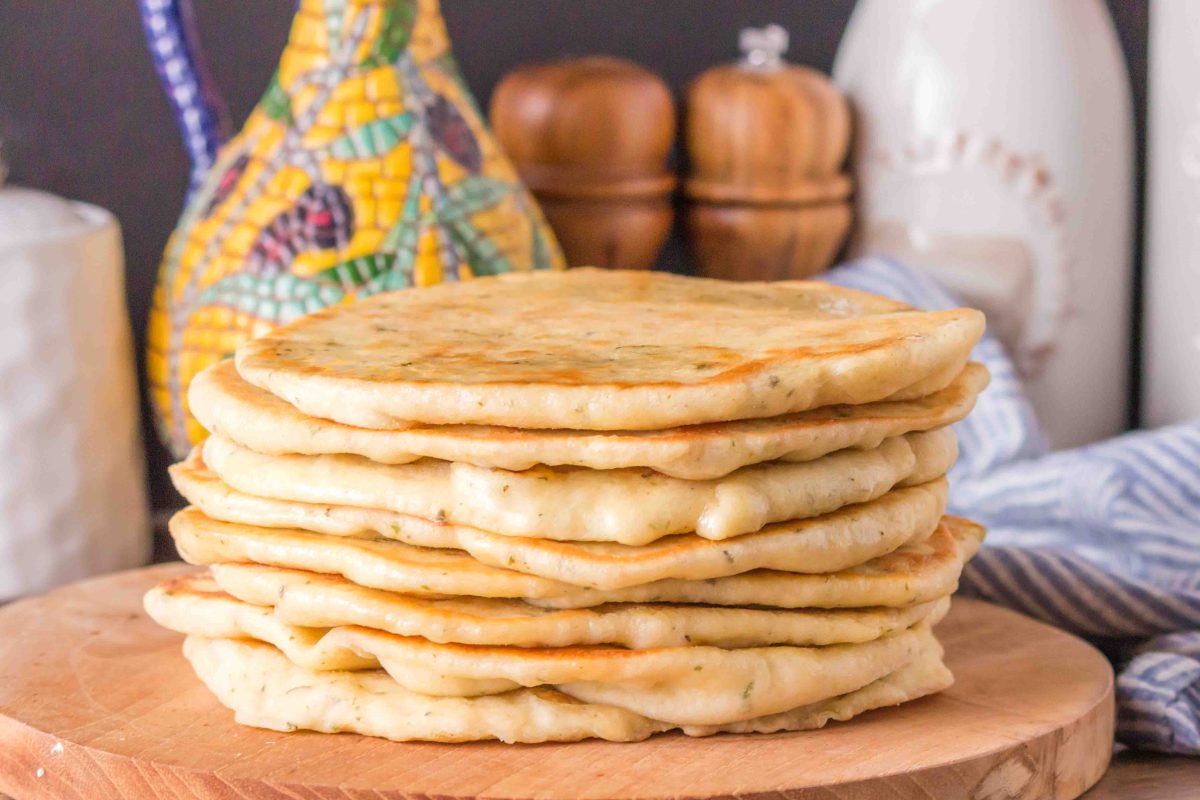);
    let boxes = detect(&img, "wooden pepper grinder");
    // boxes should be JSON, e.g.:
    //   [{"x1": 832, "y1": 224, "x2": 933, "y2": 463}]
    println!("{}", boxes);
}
[
  {"x1": 685, "y1": 25, "x2": 853, "y2": 280},
  {"x1": 490, "y1": 57, "x2": 676, "y2": 270}
]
